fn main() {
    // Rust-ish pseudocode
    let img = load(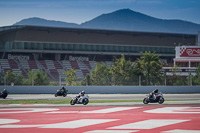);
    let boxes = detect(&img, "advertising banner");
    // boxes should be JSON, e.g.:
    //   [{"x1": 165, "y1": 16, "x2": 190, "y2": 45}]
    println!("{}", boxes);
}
[{"x1": 176, "y1": 46, "x2": 200, "y2": 58}]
